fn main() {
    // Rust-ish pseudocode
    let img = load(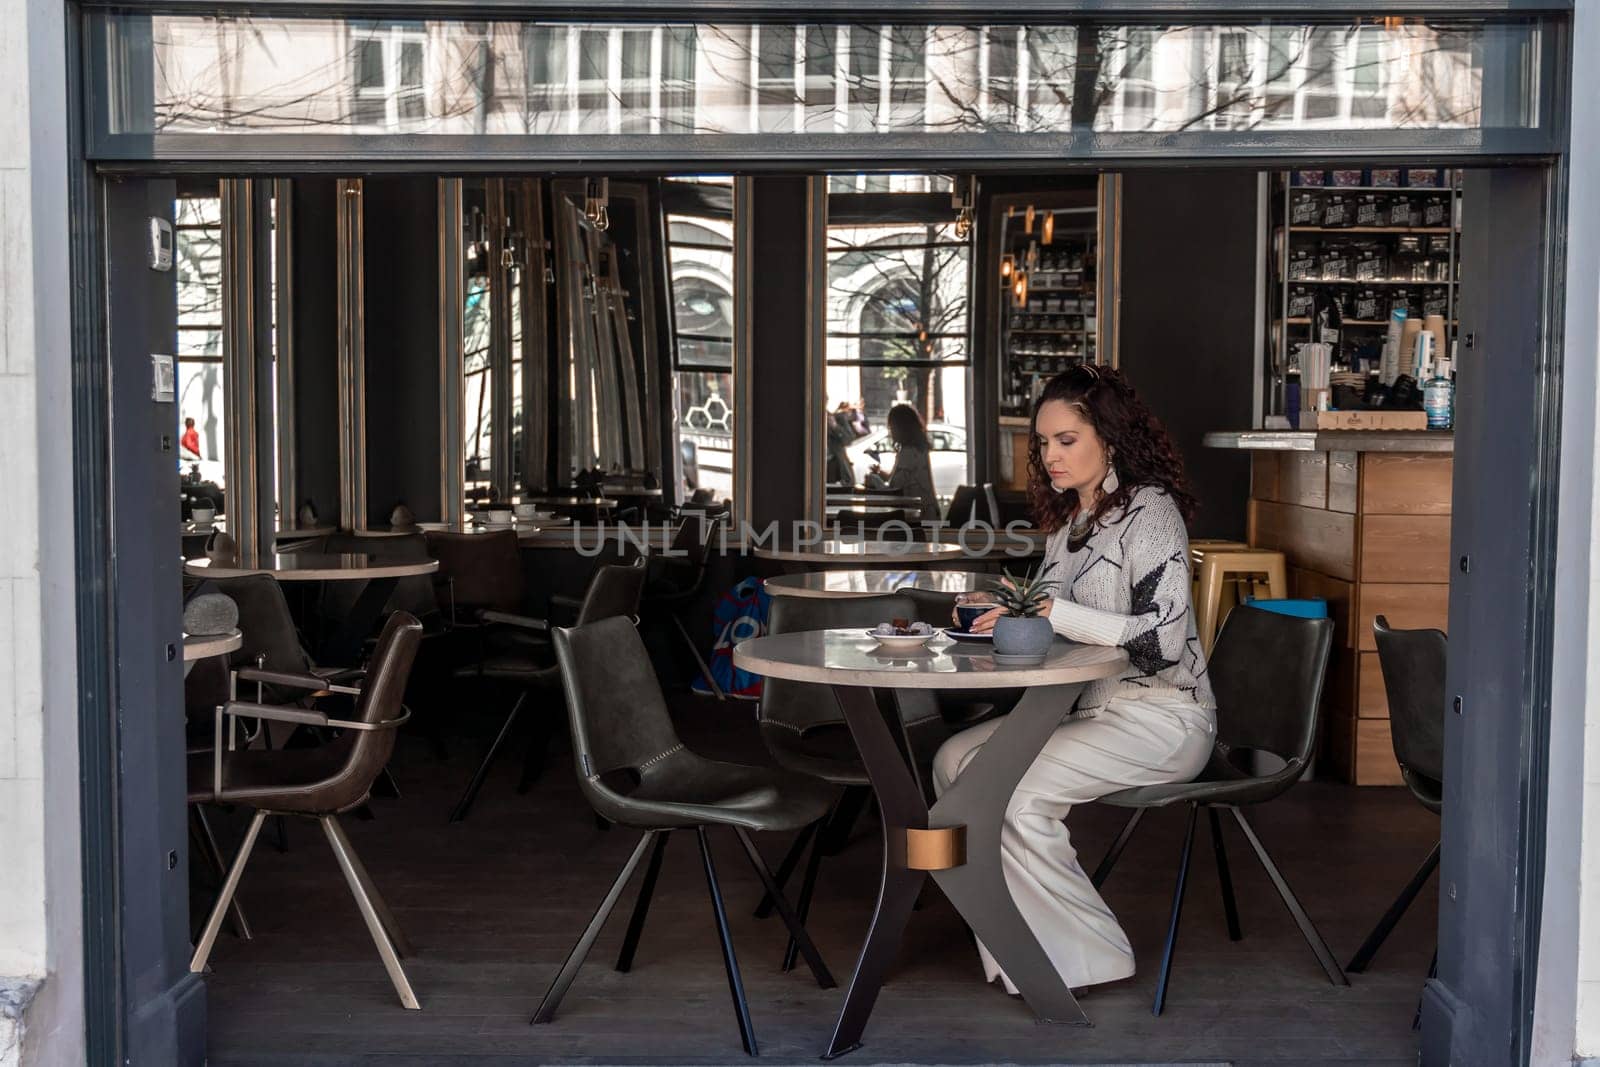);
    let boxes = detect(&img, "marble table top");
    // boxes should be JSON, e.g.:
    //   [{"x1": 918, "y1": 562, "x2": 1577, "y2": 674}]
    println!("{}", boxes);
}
[
  {"x1": 764, "y1": 569, "x2": 995, "y2": 599},
  {"x1": 184, "y1": 554, "x2": 439, "y2": 581},
  {"x1": 182, "y1": 630, "x2": 242, "y2": 661},
  {"x1": 734, "y1": 628, "x2": 1127, "y2": 690}
]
